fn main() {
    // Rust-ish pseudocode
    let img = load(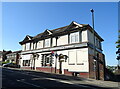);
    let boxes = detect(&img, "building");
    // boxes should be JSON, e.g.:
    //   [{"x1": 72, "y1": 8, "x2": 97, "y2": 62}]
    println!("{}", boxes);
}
[
  {"x1": 19, "y1": 21, "x2": 105, "y2": 80},
  {"x1": 6, "y1": 50, "x2": 22, "y2": 65},
  {"x1": 0, "y1": 50, "x2": 12, "y2": 62},
  {"x1": 0, "y1": 51, "x2": 2, "y2": 62}
]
